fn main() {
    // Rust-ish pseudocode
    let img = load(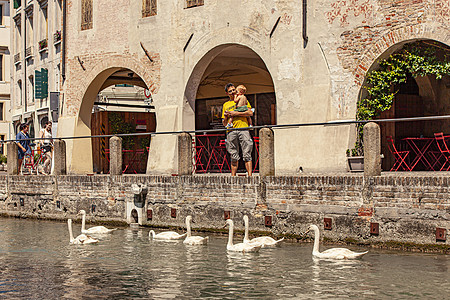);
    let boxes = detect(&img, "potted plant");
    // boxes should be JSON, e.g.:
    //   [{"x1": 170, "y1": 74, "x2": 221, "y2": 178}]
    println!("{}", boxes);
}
[
  {"x1": 346, "y1": 147, "x2": 364, "y2": 172},
  {"x1": 53, "y1": 30, "x2": 62, "y2": 44},
  {"x1": 0, "y1": 154, "x2": 7, "y2": 171},
  {"x1": 39, "y1": 38, "x2": 48, "y2": 51}
]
